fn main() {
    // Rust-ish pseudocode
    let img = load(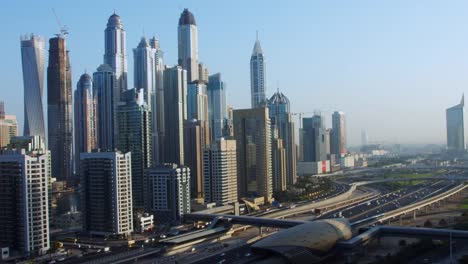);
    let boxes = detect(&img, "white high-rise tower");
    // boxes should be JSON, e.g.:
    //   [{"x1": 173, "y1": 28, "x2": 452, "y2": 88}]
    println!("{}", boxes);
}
[
  {"x1": 104, "y1": 13, "x2": 127, "y2": 94},
  {"x1": 133, "y1": 36, "x2": 156, "y2": 108},
  {"x1": 21, "y1": 34, "x2": 46, "y2": 142}
]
